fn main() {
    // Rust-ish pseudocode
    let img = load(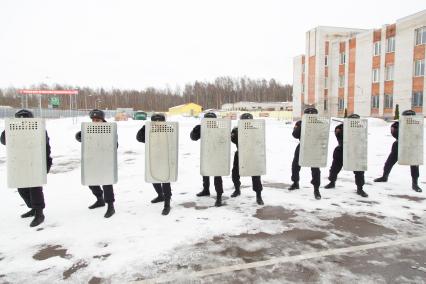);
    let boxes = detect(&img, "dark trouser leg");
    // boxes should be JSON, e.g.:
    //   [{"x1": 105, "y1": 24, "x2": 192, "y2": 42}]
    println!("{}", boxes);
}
[
  {"x1": 102, "y1": 185, "x2": 115, "y2": 203},
  {"x1": 214, "y1": 177, "x2": 223, "y2": 195},
  {"x1": 18, "y1": 188, "x2": 32, "y2": 208},
  {"x1": 291, "y1": 144, "x2": 301, "y2": 183},
  {"x1": 203, "y1": 176, "x2": 210, "y2": 191},
  {"x1": 311, "y1": 168, "x2": 321, "y2": 188},
  {"x1": 162, "y1": 183, "x2": 172, "y2": 200},
  {"x1": 232, "y1": 151, "x2": 241, "y2": 190},
  {"x1": 153, "y1": 183, "x2": 164, "y2": 197},
  {"x1": 89, "y1": 186, "x2": 103, "y2": 199},
  {"x1": 329, "y1": 146, "x2": 343, "y2": 182},
  {"x1": 252, "y1": 176, "x2": 263, "y2": 193},
  {"x1": 354, "y1": 171, "x2": 365, "y2": 188},
  {"x1": 411, "y1": 166, "x2": 420, "y2": 181},
  {"x1": 28, "y1": 187, "x2": 45, "y2": 209}
]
